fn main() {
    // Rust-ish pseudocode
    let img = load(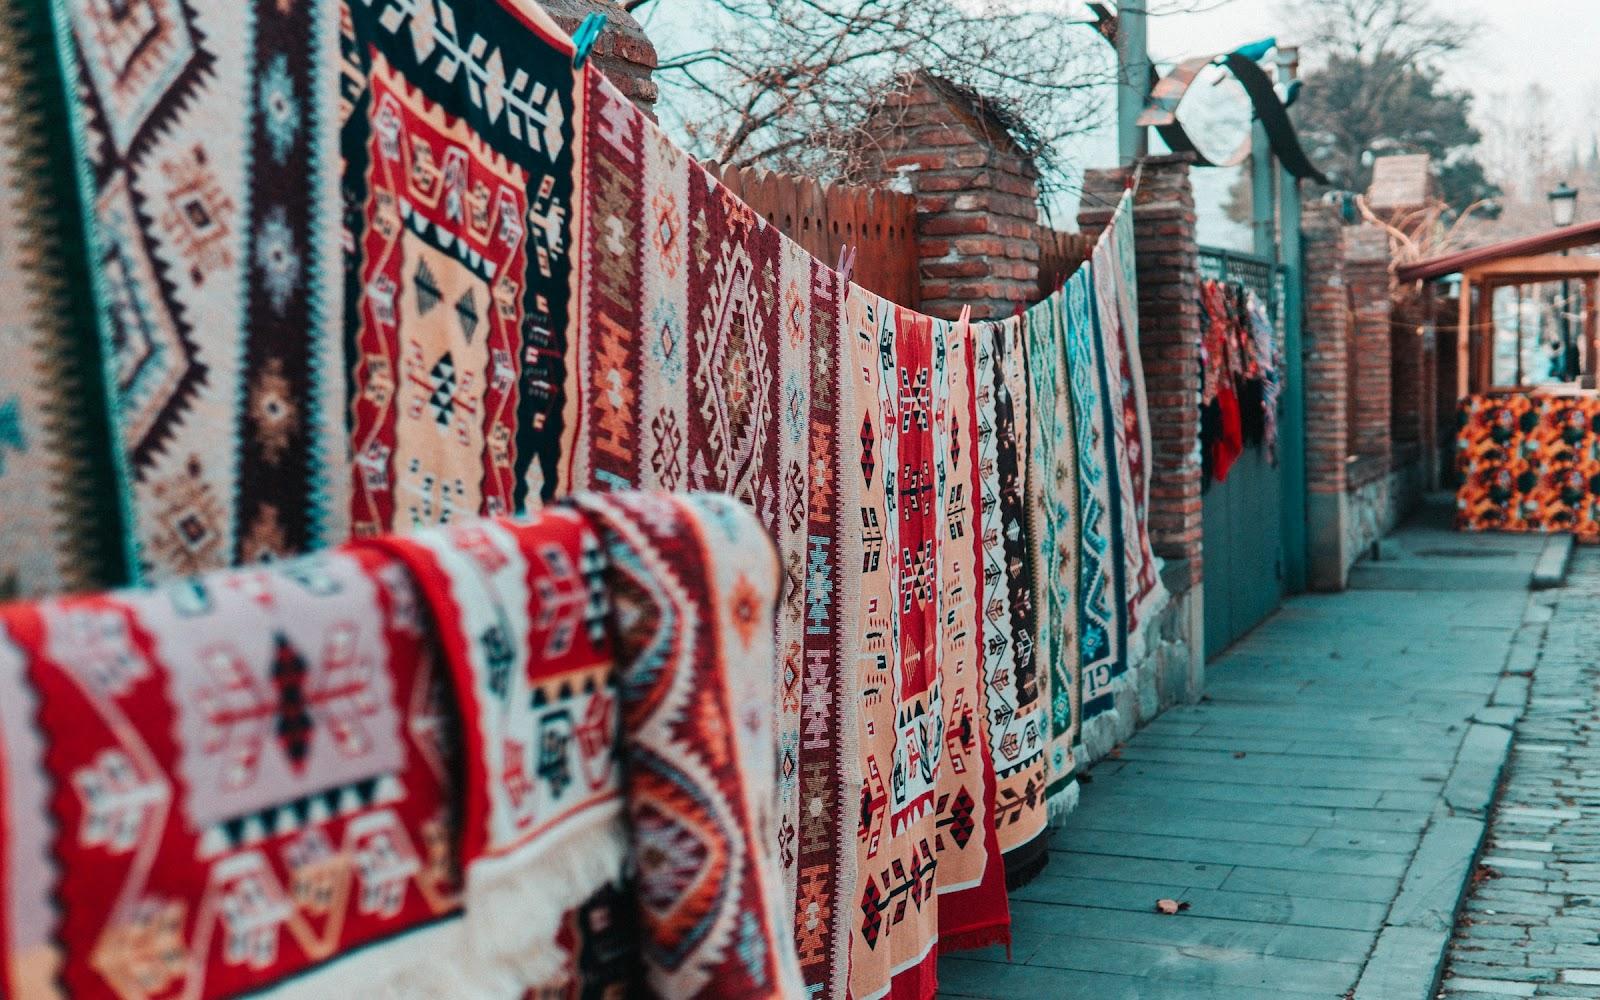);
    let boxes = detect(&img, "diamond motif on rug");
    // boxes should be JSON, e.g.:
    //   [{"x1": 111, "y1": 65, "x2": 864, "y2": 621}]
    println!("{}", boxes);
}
[{"x1": 427, "y1": 353, "x2": 456, "y2": 427}]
